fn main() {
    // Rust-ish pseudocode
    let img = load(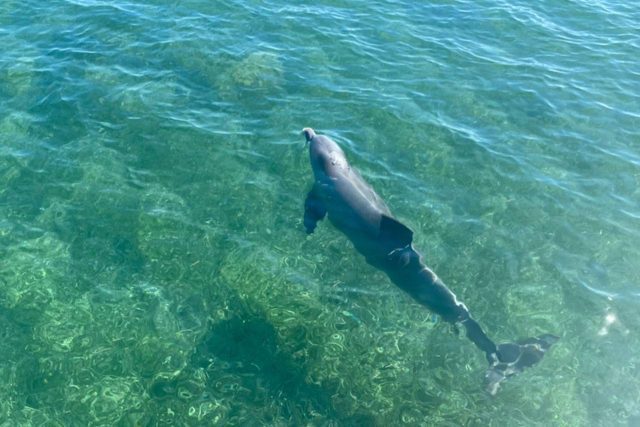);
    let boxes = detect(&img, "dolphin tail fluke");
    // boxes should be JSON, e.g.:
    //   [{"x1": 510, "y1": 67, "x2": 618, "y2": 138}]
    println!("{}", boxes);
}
[{"x1": 484, "y1": 334, "x2": 559, "y2": 395}]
